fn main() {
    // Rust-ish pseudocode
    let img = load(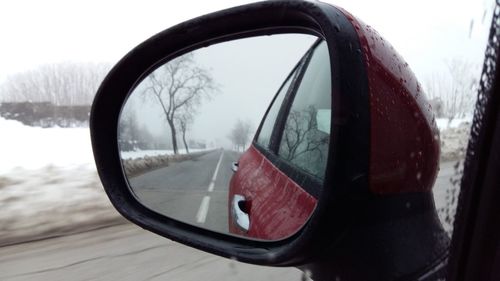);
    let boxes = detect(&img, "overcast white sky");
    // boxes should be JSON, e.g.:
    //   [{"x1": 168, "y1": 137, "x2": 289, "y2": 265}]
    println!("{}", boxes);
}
[
  {"x1": 0, "y1": 0, "x2": 492, "y2": 82},
  {"x1": 0, "y1": 0, "x2": 494, "y2": 148}
]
